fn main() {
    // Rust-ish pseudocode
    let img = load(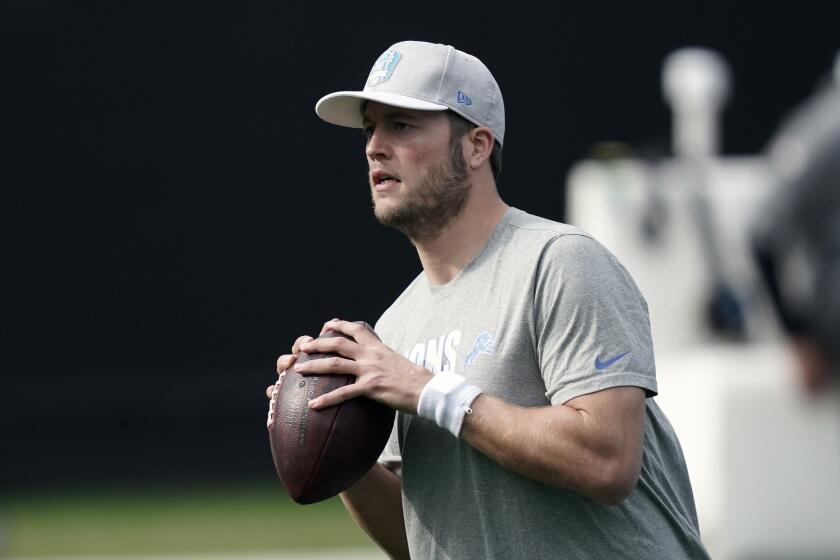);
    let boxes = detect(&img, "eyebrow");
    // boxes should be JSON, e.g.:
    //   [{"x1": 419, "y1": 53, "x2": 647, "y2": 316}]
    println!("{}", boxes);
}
[{"x1": 362, "y1": 111, "x2": 419, "y2": 127}]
